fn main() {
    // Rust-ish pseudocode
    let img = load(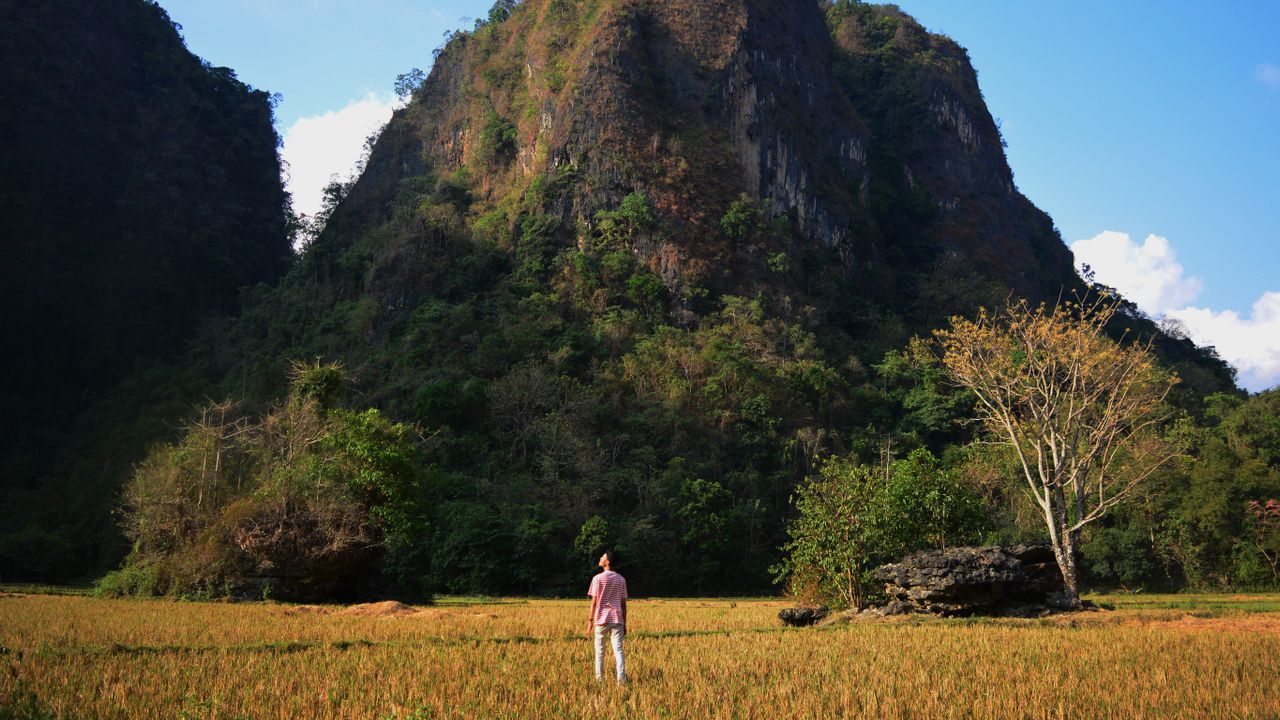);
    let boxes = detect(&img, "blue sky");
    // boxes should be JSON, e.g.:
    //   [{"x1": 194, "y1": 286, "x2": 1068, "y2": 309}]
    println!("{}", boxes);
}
[{"x1": 156, "y1": 0, "x2": 1280, "y2": 391}]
